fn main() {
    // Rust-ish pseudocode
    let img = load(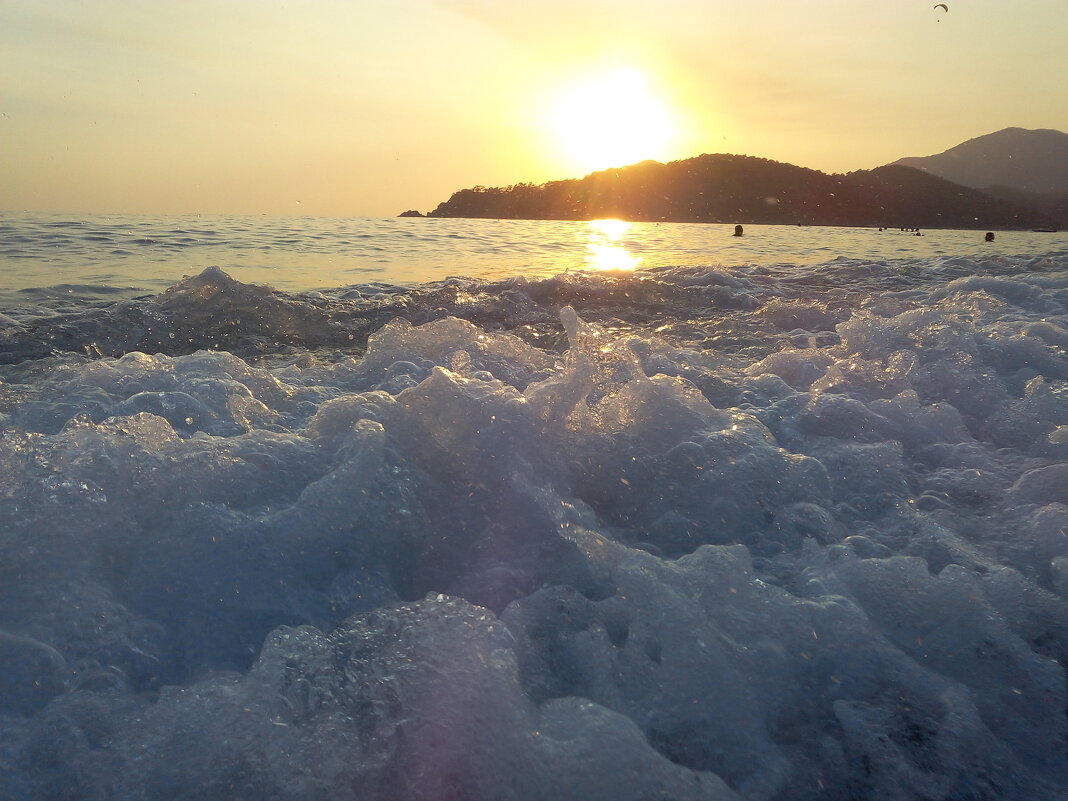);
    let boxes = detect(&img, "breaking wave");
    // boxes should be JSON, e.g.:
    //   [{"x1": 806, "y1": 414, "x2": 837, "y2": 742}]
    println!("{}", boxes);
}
[{"x1": 2, "y1": 253, "x2": 1068, "y2": 800}]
